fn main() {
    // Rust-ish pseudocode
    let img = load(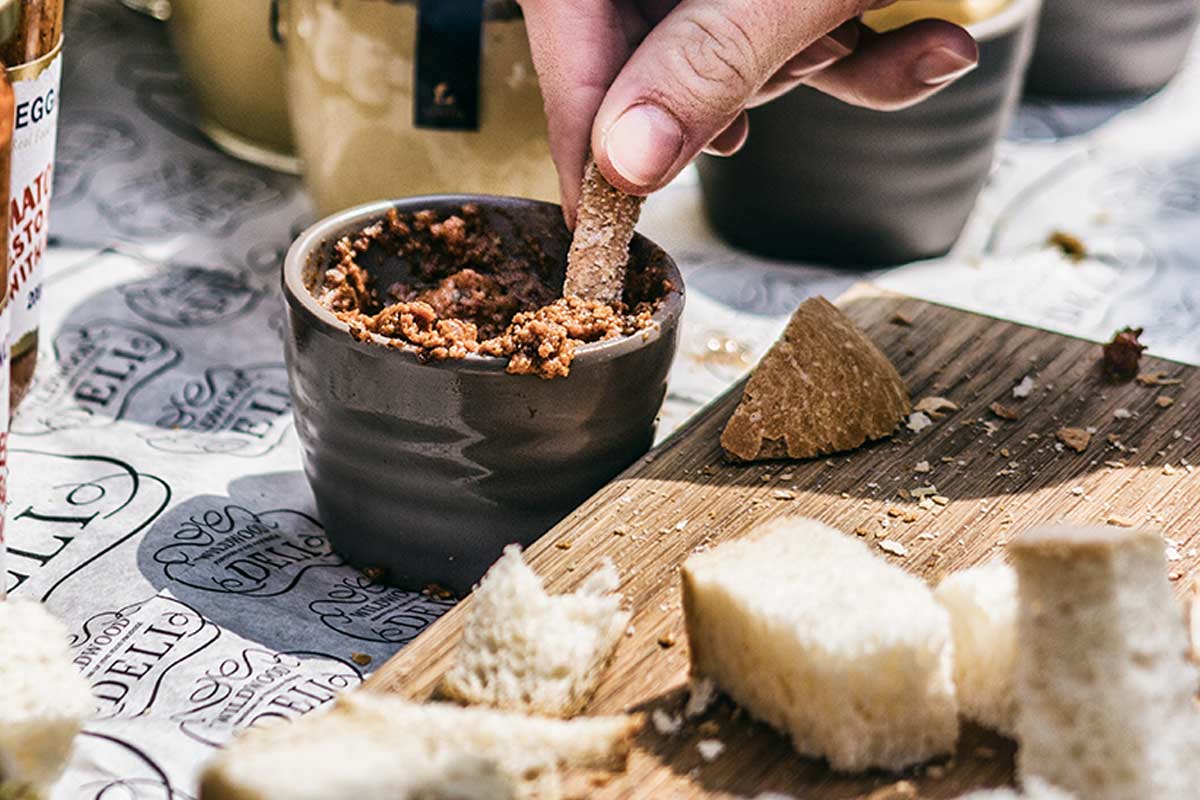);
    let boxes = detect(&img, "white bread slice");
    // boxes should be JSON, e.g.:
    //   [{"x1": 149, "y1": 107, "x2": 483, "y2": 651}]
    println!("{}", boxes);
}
[
  {"x1": 203, "y1": 707, "x2": 510, "y2": 800},
  {"x1": 0, "y1": 600, "x2": 93, "y2": 798},
  {"x1": 935, "y1": 562, "x2": 1018, "y2": 736},
  {"x1": 1011, "y1": 525, "x2": 1200, "y2": 800},
  {"x1": 200, "y1": 692, "x2": 640, "y2": 800},
  {"x1": 953, "y1": 778, "x2": 1076, "y2": 799},
  {"x1": 681, "y1": 517, "x2": 958, "y2": 772},
  {"x1": 440, "y1": 545, "x2": 629, "y2": 717}
]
